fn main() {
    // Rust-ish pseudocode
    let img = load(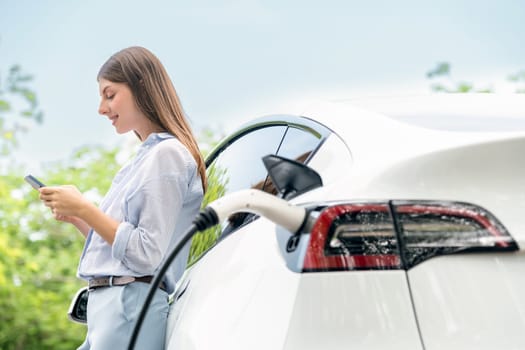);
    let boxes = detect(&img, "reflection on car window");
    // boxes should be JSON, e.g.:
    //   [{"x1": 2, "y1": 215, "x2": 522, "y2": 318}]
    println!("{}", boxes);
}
[
  {"x1": 277, "y1": 126, "x2": 322, "y2": 163},
  {"x1": 261, "y1": 126, "x2": 323, "y2": 195},
  {"x1": 221, "y1": 125, "x2": 324, "y2": 232},
  {"x1": 189, "y1": 120, "x2": 329, "y2": 264},
  {"x1": 210, "y1": 126, "x2": 286, "y2": 195},
  {"x1": 188, "y1": 126, "x2": 286, "y2": 264},
  {"x1": 207, "y1": 126, "x2": 287, "y2": 233}
]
